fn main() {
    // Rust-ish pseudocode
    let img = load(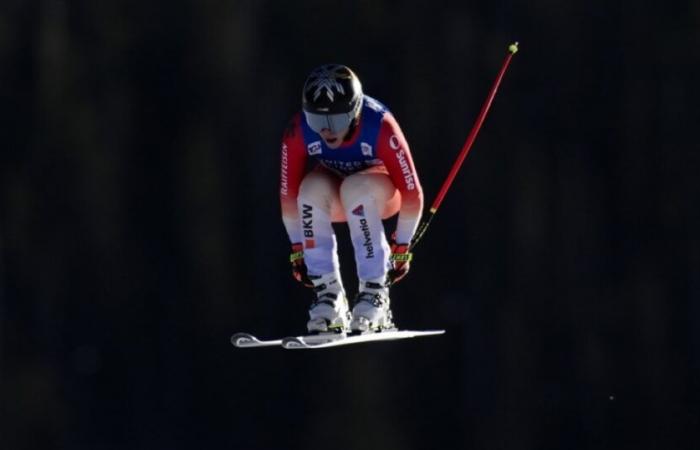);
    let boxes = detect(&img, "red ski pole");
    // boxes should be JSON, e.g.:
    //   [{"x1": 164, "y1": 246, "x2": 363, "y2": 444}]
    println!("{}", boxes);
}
[{"x1": 409, "y1": 42, "x2": 519, "y2": 250}]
